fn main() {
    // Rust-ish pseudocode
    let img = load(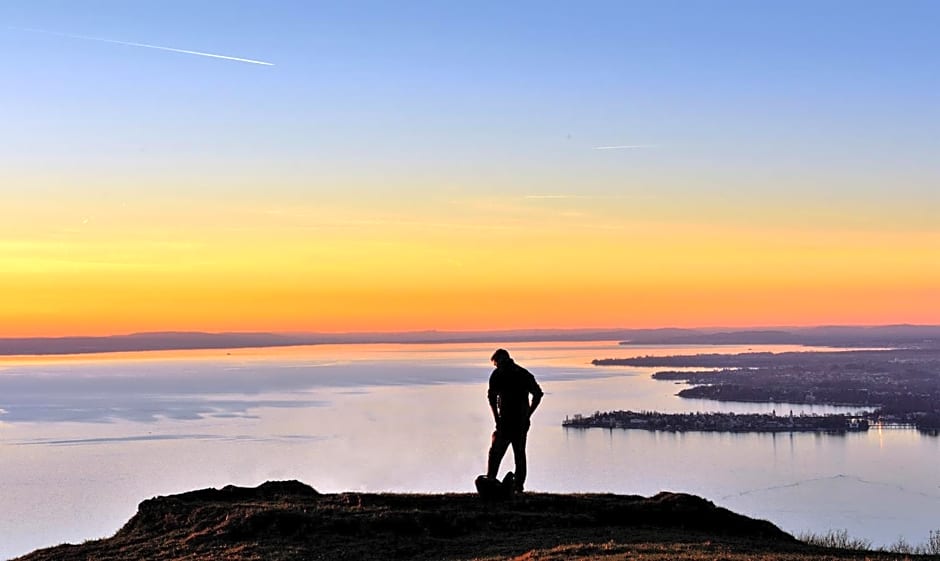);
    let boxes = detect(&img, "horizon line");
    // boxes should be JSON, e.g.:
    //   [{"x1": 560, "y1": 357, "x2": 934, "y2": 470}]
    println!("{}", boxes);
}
[
  {"x1": 1, "y1": 322, "x2": 937, "y2": 340},
  {"x1": 0, "y1": 324, "x2": 936, "y2": 358}
]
